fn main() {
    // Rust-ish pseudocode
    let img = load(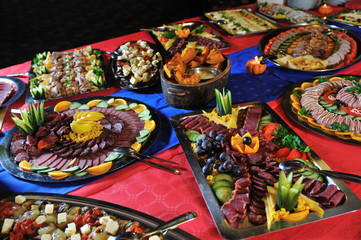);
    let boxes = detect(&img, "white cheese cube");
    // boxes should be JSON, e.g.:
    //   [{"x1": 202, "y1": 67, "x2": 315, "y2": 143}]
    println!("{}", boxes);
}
[
  {"x1": 105, "y1": 219, "x2": 119, "y2": 235},
  {"x1": 80, "y1": 223, "x2": 91, "y2": 235},
  {"x1": 100, "y1": 216, "x2": 111, "y2": 225},
  {"x1": 57, "y1": 212, "x2": 67, "y2": 224},
  {"x1": 45, "y1": 204, "x2": 54, "y2": 214},
  {"x1": 35, "y1": 215, "x2": 47, "y2": 225},
  {"x1": 41, "y1": 234, "x2": 52, "y2": 240},
  {"x1": 65, "y1": 222, "x2": 77, "y2": 236},
  {"x1": 15, "y1": 195, "x2": 26, "y2": 204},
  {"x1": 1, "y1": 218, "x2": 14, "y2": 234},
  {"x1": 71, "y1": 233, "x2": 81, "y2": 240}
]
